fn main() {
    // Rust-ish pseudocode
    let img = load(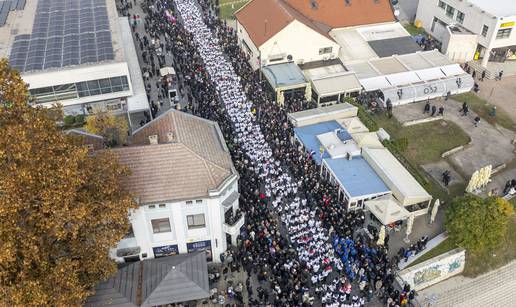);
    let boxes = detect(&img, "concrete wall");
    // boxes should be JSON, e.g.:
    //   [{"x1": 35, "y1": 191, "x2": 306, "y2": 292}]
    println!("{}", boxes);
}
[
  {"x1": 259, "y1": 20, "x2": 340, "y2": 68},
  {"x1": 397, "y1": 248, "x2": 466, "y2": 291},
  {"x1": 111, "y1": 177, "x2": 240, "y2": 263},
  {"x1": 416, "y1": 0, "x2": 516, "y2": 50},
  {"x1": 442, "y1": 29, "x2": 478, "y2": 63},
  {"x1": 236, "y1": 19, "x2": 262, "y2": 70}
]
